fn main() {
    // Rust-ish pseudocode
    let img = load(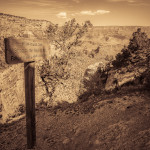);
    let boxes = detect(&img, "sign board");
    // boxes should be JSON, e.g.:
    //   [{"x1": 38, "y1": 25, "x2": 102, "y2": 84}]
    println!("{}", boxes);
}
[{"x1": 5, "y1": 37, "x2": 50, "y2": 64}]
